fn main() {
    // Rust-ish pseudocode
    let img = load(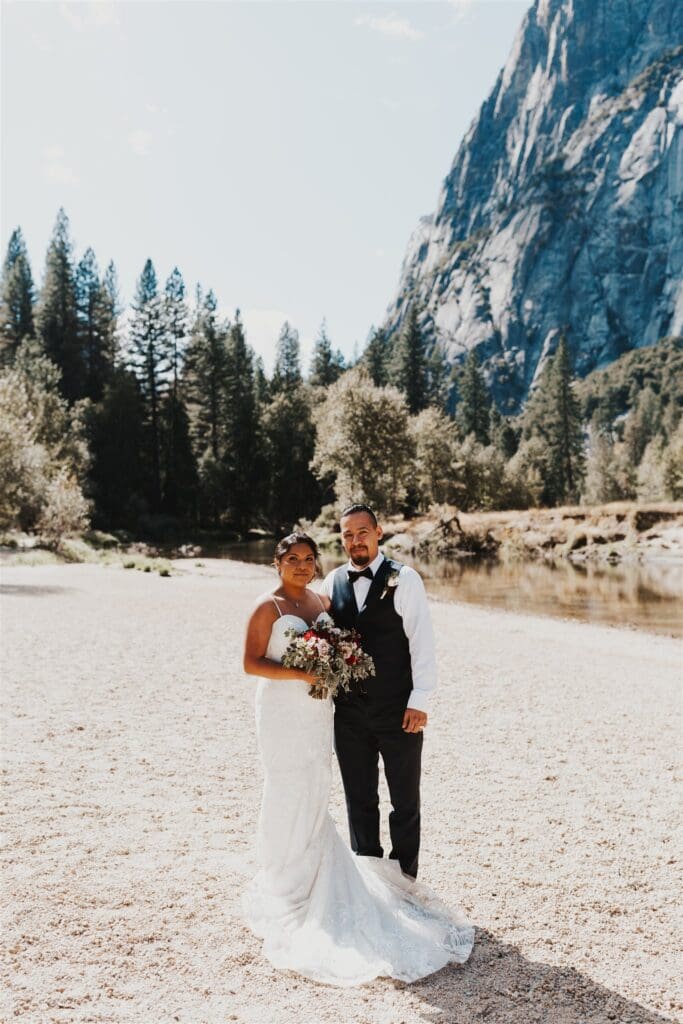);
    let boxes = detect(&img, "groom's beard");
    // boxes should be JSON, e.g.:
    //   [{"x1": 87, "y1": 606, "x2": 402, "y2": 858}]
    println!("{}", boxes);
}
[{"x1": 351, "y1": 550, "x2": 371, "y2": 567}]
